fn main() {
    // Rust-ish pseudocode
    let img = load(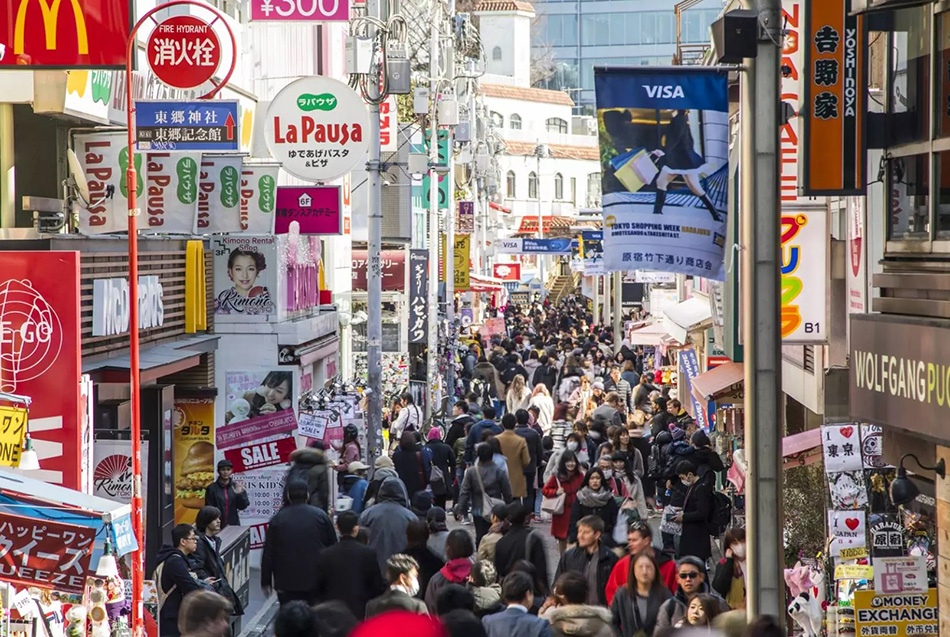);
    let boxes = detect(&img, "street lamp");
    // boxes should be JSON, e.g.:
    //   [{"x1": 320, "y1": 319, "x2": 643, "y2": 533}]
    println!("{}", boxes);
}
[{"x1": 890, "y1": 453, "x2": 946, "y2": 506}]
